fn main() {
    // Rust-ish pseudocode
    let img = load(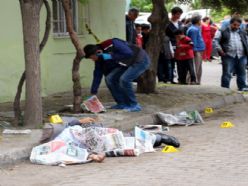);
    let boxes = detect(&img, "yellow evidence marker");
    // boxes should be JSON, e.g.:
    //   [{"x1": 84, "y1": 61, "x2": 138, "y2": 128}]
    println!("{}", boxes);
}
[
  {"x1": 205, "y1": 107, "x2": 214, "y2": 114},
  {"x1": 220, "y1": 121, "x2": 234, "y2": 128},
  {"x1": 49, "y1": 114, "x2": 63, "y2": 124},
  {"x1": 162, "y1": 145, "x2": 179, "y2": 153}
]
